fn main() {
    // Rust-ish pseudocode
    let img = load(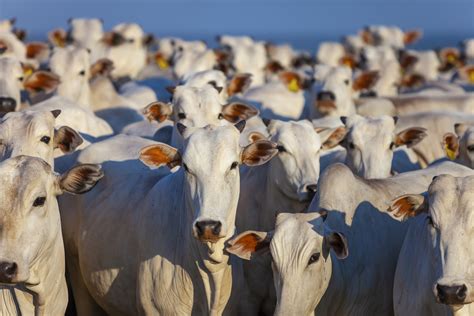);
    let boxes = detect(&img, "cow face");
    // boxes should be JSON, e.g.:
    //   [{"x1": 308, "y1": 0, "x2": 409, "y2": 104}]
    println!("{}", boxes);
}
[
  {"x1": 341, "y1": 115, "x2": 427, "y2": 179},
  {"x1": 390, "y1": 175, "x2": 474, "y2": 311},
  {"x1": 0, "y1": 156, "x2": 102, "y2": 285},
  {"x1": 227, "y1": 212, "x2": 348, "y2": 316},
  {"x1": 266, "y1": 120, "x2": 346, "y2": 202},
  {"x1": 49, "y1": 46, "x2": 91, "y2": 107},
  {"x1": 0, "y1": 110, "x2": 82, "y2": 165},
  {"x1": 139, "y1": 123, "x2": 278, "y2": 243}
]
